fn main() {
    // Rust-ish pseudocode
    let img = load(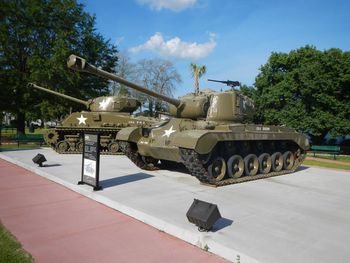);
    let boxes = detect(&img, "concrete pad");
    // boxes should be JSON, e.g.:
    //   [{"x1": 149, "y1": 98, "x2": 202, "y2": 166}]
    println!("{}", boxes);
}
[{"x1": 1, "y1": 148, "x2": 350, "y2": 263}]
